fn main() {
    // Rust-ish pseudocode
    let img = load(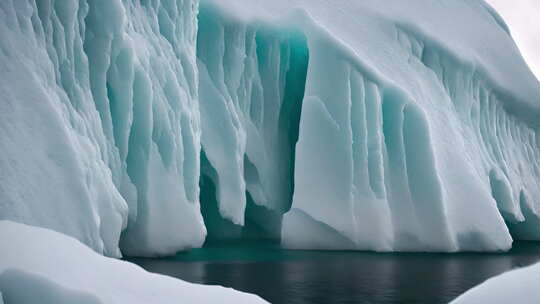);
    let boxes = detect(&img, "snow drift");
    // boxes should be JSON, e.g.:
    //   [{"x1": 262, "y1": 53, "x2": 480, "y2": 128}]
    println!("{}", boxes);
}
[
  {"x1": 0, "y1": 221, "x2": 267, "y2": 304},
  {"x1": 0, "y1": 0, "x2": 539, "y2": 257}
]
